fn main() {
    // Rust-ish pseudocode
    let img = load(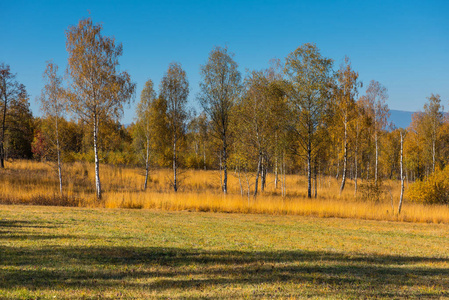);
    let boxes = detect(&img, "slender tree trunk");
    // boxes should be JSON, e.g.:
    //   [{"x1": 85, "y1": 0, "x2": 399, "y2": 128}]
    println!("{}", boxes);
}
[
  {"x1": 218, "y1": 150, "x2": 223, "y2": 190},
  {"x1": 432, "y1": 137, "x2": 436, "y2": 173},
  {"x1": 144, "y1": 136, "x2": 150, "y2": 190},
  {"x1": 254, "y1": 153, "x2": 261, "y2": 197},
  {"x1": 261, "y1": 156, "x2": 266, "y2": 192},
  {"x1": 93, "y1": 114, "x2": 102, "y2": 200},
  {"x1": 173, "y1": 135, "x2": 177, "y2": 192},
  {"x1": 244, "y1": 168, "x2": 250, "y2": 204},
  {"x1": 375, "y1": 132, "x2": 378, "y2": 186},
  {"x1": 282, "y1": 150, "x2": 286, "y2": 197},
  {"x1": 56, "y1": 116, "x2": 63, "y2": 196},
  {"x1": 194, "y1": 141, "x2": 199, "y2": 169},
  {"x1": 366, "y1": 159, "x2": 370, "y2": 181},
  {"x1": 274, "y1": 133, "x2": 278, "y2": 189},
  {"x1": 203, "y1": 143, "x2": 206, "y2": 170},
  {"x1": 319, "y1": 163, "x2": 322, "y2": 190},
  {"x1": 340, "y1": 117, "x2": 348, "y2": 194},
  {"x1": 314, "y1": 158, "x2": 317, "y2": 198},
  {"x1": 223, "y1": 137, "x2": 228, "y2": 194},
  {"x1": 354, "y1": 138, "x2": 358, "y2": 197},
  {"x1": 307, "y1": 139, "x2": 312, "y2": 199},
  {"x1": 238, "y1": 164, "x2": 243, "y2": 197},
  {"x1": 0, "y1": 82, "x2": 7, "y2": 169},
  {"x1": 398, "y1": 132, "x2": 404, "y2": 214},
  {"x1": 417, "y1": 144, "x2": 421, "y2": 180},
  {"x1": 274, "y1": 154, "x2": 278, "y2": 189},
  {"x1": 335, "y1": 145, "x2": 340, "y2": 180}
]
